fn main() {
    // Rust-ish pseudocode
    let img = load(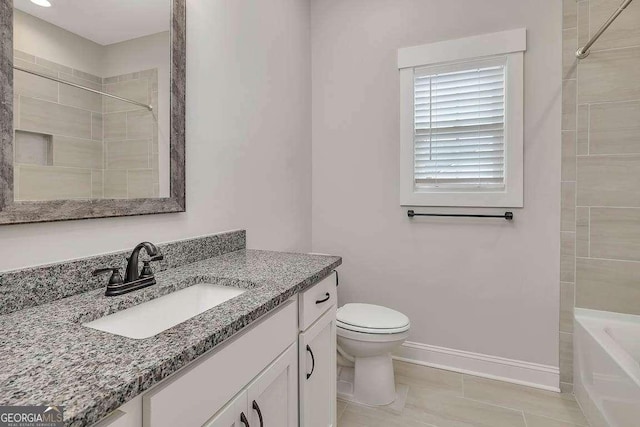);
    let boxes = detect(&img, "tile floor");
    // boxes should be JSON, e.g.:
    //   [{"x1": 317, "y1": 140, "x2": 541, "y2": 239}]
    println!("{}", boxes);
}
[{"x1": 337, "y1": 361, "x2": 588, "y2": 427}]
